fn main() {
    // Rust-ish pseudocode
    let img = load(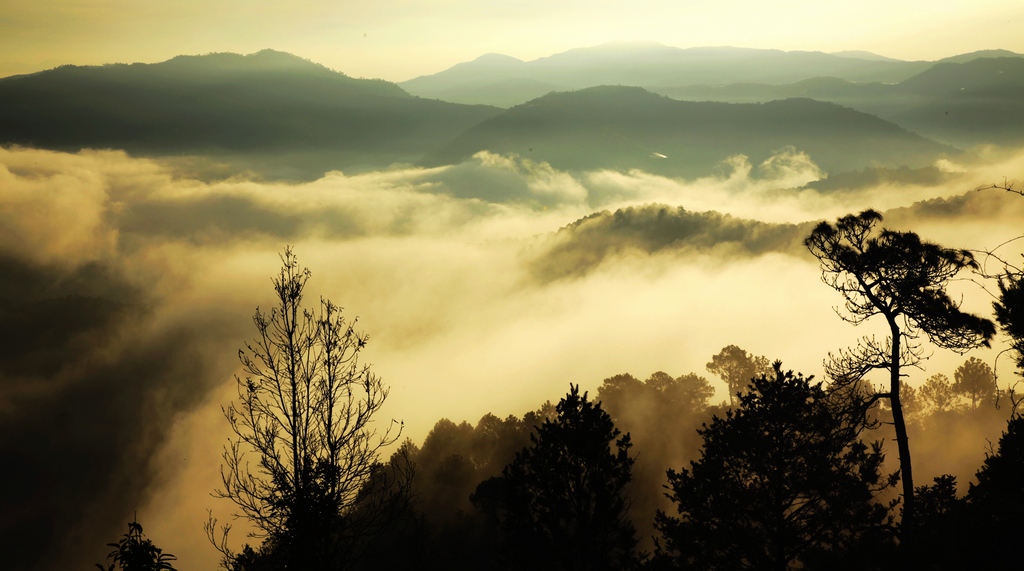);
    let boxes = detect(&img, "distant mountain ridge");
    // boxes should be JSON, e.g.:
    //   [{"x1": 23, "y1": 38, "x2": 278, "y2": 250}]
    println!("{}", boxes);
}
[
  {"x1": 829, "y1": 51, "x2": 900, "y2": 62},
  {"x1": 400, "y1": 43, "x2": 1024, "y2": 108},
  {"x1": 656, "y1": 56, "x2": 1024, "y2": 147},
  {"x1": 397, "y1": 42, "x2": 1024, "y2": 135},
  {"x1": 1, "y1": 49, "x2": 405, "y2": 96},
  {"x1": 0, "y1": 49, "x2": 973, "y2": 181},
  {"x1": 936, "y1": 49, "x2": 1024, "y2": 64}
]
